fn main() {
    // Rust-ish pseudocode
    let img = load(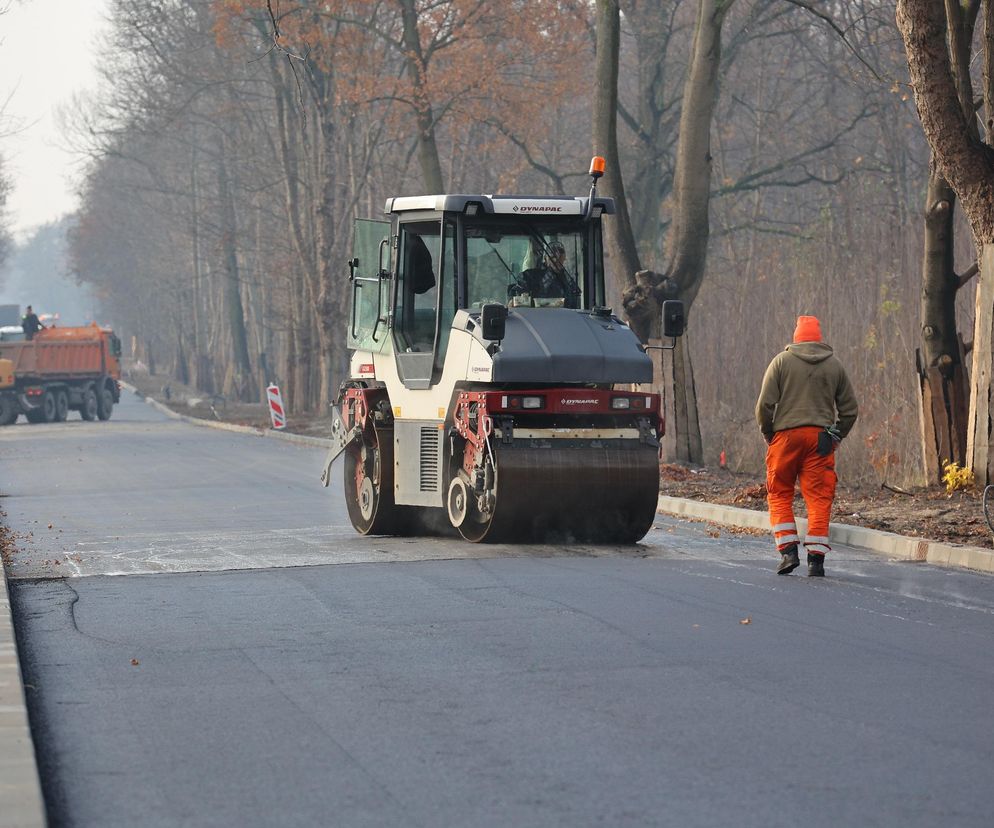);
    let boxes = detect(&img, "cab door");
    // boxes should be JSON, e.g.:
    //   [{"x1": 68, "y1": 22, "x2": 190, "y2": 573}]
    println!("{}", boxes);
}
[
  {"x1": 347, "y1": 219, "x2": 392, "y2": 353},
  {"x1": 392, "y1": 220, "x2": 442, "y2": 390}
]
